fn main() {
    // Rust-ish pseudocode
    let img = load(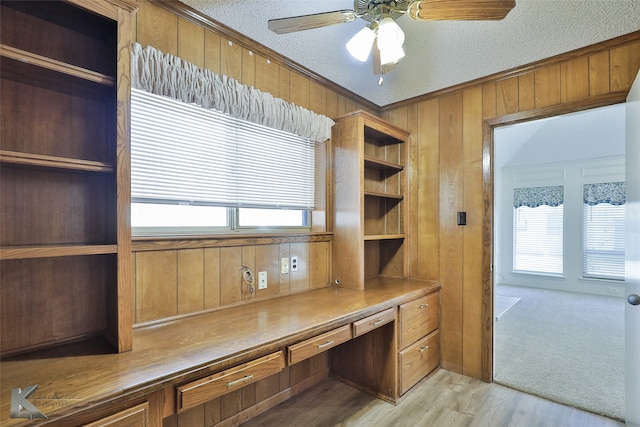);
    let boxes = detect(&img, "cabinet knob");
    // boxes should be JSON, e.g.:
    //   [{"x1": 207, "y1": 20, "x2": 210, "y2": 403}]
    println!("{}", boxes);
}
[
  {"x1": 419, "y1": 346, "x2": 429, "y2": 353},
  {"x1": 419, "y1": 304, "x2": 428, "y2": 309}
]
